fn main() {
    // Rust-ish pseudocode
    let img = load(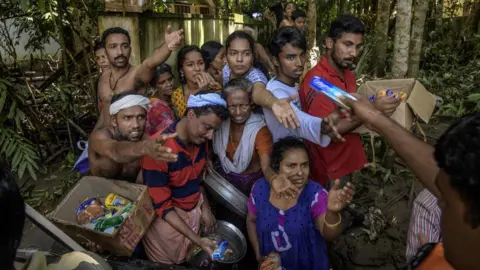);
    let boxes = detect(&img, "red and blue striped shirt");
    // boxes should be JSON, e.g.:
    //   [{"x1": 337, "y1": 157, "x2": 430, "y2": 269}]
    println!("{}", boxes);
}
[{"x1": 141, "y1": 121, "x2": 207, "y2": 219}]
